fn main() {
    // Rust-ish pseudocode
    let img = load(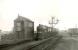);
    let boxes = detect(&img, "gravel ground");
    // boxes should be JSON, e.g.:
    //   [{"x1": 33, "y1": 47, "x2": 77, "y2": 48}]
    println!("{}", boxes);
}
[{"x1": 54, "y1": 37, "x2": 78, "y2": 50}]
